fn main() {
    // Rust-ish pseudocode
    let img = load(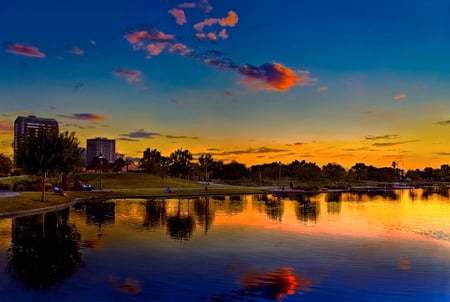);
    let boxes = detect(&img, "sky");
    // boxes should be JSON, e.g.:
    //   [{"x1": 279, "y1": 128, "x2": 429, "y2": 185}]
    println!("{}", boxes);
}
[{"x1": 1, "y1": 0, "x2": 450, "y2": 170}]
